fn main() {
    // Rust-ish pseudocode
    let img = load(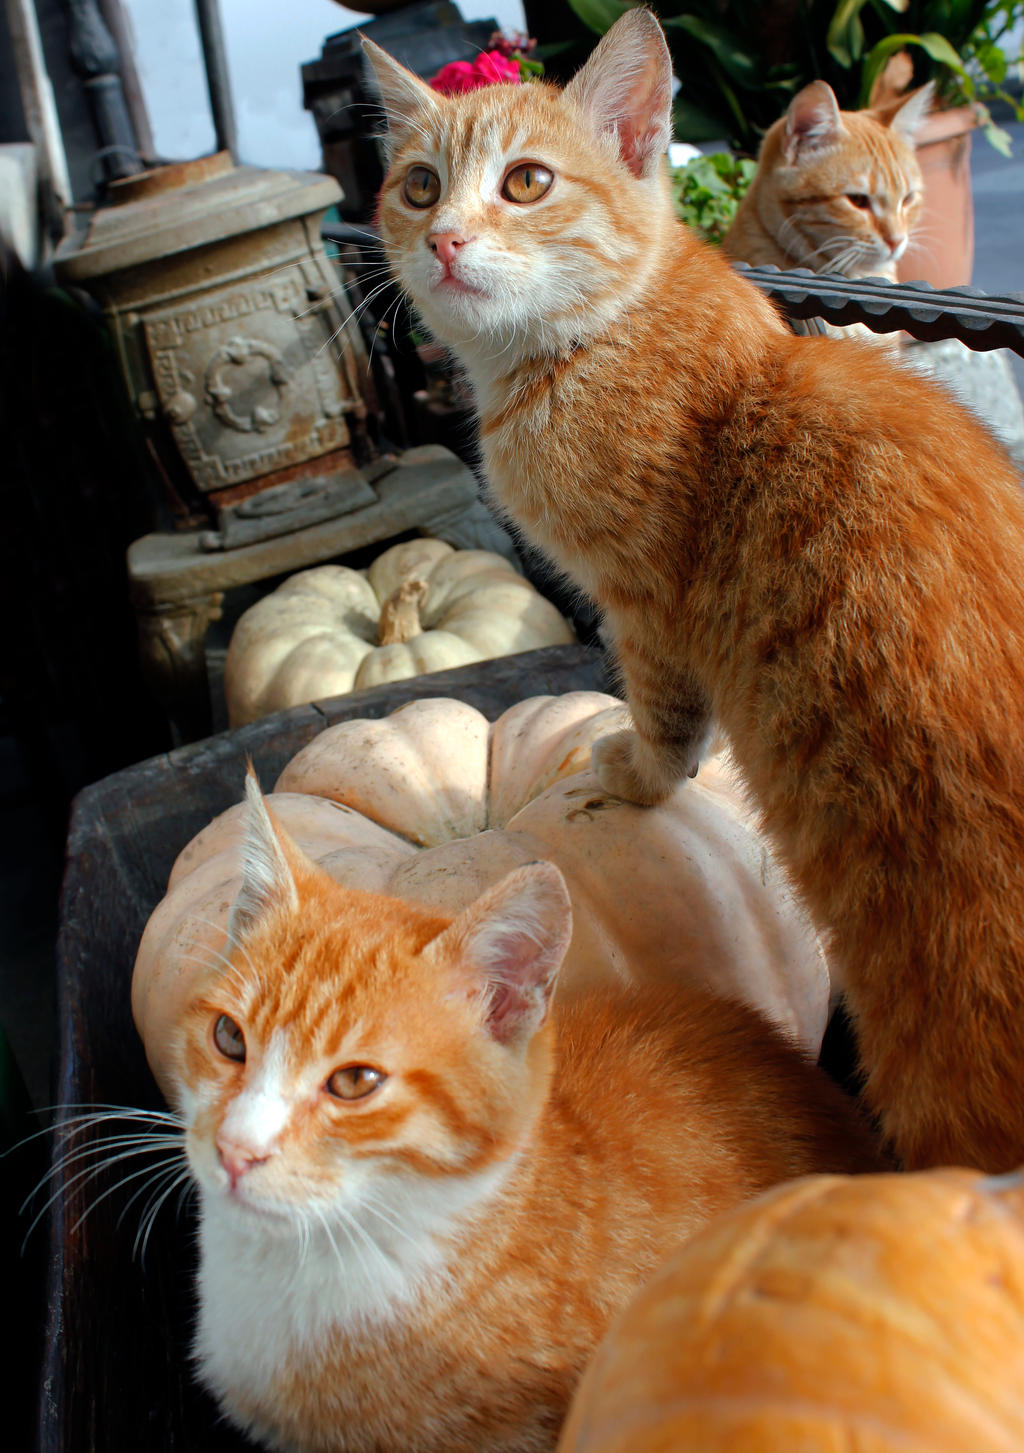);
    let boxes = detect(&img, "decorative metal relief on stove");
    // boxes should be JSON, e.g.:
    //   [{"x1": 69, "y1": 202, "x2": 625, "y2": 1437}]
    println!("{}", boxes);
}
[{"x1": 144, "y1": 264, "x2": 359, "y2": 493}]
